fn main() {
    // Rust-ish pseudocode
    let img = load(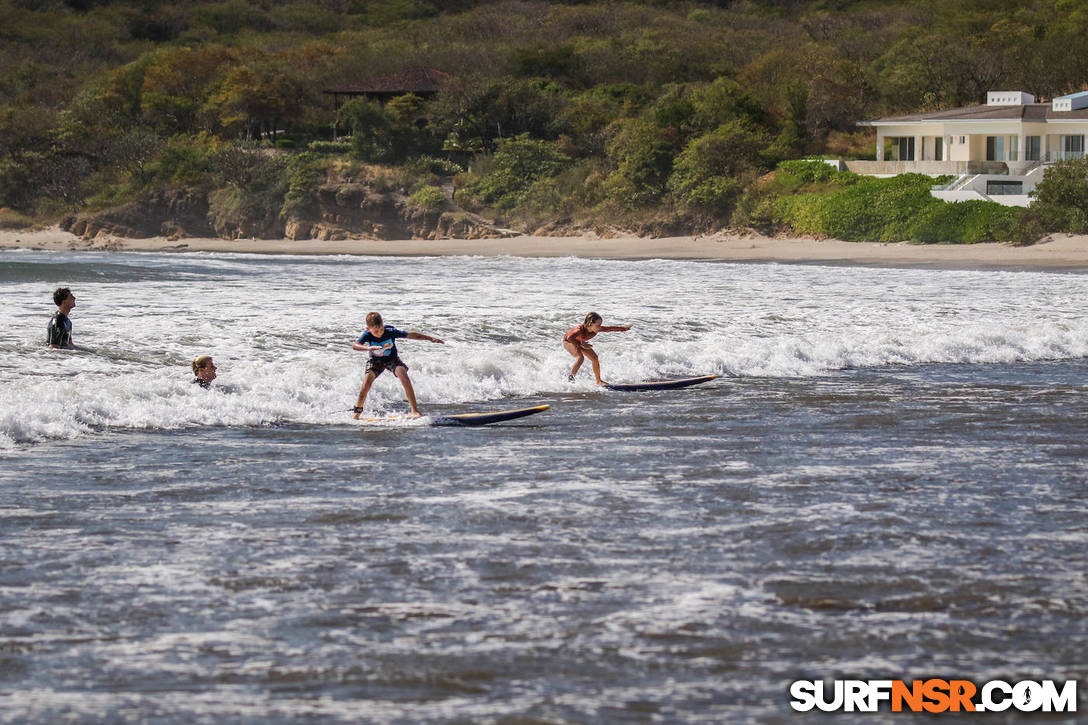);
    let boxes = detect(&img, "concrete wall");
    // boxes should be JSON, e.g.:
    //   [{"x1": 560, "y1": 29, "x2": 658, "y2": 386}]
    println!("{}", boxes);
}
[
  {"x1": 947, "y1": 133, "x2": 971, "y2": 162},
  {"x1": 843, "y1": 160, "x2": 1006, "y2": 176},
  {"x1": 931, "y1": 190, "x2": 1031, "y2": 207},
  {"x1": 931, "y1": 190, "x2": 989, "y2": 203}
]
